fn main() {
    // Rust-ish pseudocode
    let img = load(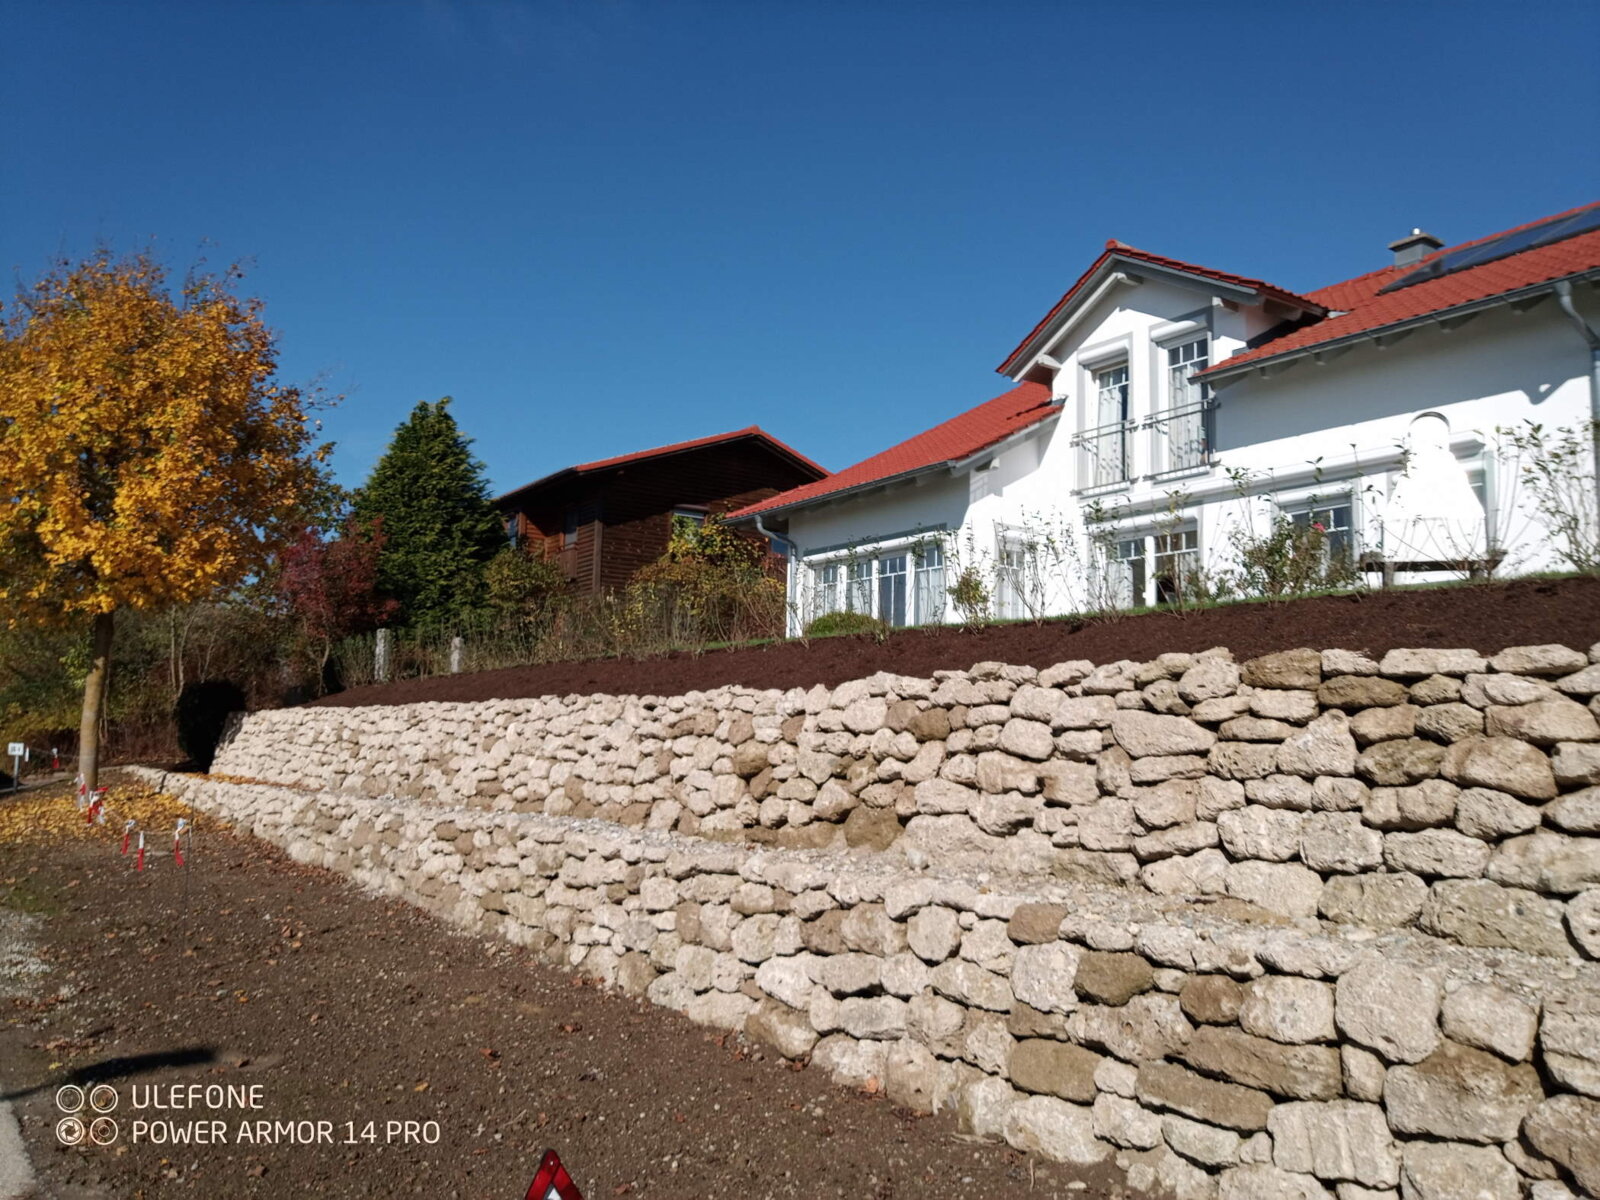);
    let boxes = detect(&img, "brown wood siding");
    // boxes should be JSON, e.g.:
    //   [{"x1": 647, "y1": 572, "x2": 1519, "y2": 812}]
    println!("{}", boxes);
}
[{"x1": 498, "y1": 437, "x2": 823, "y2": 595}]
